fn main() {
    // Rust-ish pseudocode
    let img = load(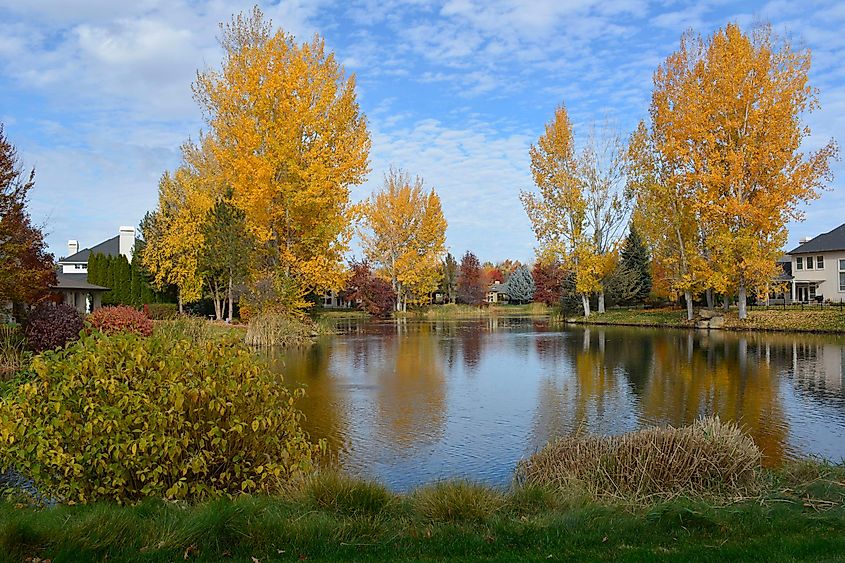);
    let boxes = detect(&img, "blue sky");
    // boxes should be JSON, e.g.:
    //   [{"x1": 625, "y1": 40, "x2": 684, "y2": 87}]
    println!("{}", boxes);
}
[{"x1": 1, "y1": 0, "x2": 843, "y2": 263}]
